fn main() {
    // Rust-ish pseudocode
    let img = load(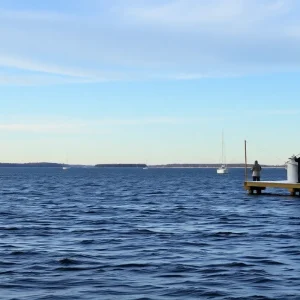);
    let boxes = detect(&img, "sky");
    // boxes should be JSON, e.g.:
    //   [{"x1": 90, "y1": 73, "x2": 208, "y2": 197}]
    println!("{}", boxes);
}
[{"x1": 0, "y1": 0, "x2": 299, "y2": 165}]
